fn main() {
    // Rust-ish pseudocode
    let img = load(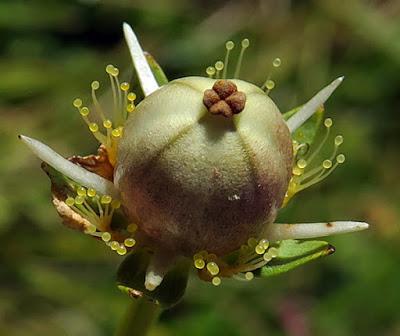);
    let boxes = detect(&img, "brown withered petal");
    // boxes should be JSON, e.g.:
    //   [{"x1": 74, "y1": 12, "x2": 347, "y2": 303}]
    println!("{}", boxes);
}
[{"x1": 52, "y1": 197, "x2": 93, "y2": 232}]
